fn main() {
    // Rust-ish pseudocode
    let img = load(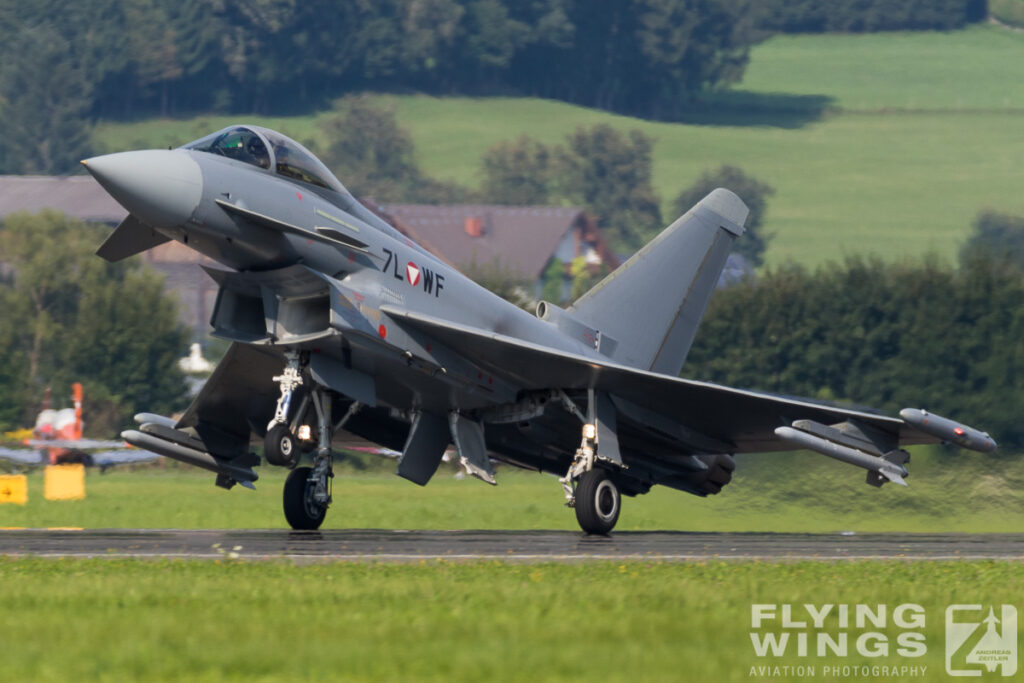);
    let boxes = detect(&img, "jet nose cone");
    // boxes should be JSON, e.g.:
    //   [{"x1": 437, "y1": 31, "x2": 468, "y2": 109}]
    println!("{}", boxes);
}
[{"x1": 83, "y1": 150, "x2": 202, "y2": 229}]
